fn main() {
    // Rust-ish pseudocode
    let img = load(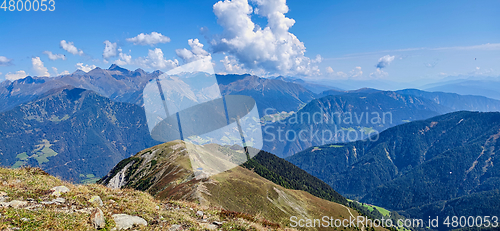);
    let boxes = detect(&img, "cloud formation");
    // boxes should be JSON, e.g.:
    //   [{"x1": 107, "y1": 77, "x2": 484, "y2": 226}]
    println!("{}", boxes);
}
[
  {"x1": 52, "y1": 67, "x2": 70, "y2": 76},
  {"x1": 76, "y1": 63, "x2": 97, "y2": 72},
  {"x1": 103, "y1": 40, "x2": 118, "y2": 60},
  {"x1": 60, "y1": 40, "x2": 84, "y2": 56},
  {"x1": 175, "y1": 39, "x2": 211, "y2": 64},
  {"x1": 5, "y1": 70, "x2": 28, "y2": 81},
  {"x1": 31, "y1": 57, "x2": 50, "y2": 77},
  {"x1": 375, "y1": 55, "x2": 395, "y2": 69},
  {"x1": 211, "y1": 0, "x2": 320, "y2": 76},
  {"x1": 0, "y1": 56, "x2": 12, "y2": 66},
  {"x1": 43, "y1": 51, "x2": 66, "y2": 60},
  {"x1": 136, "y1": 48, "x2": 179, "y2": 70},
  {"x1": 369, "y1": 68, "x2": 388, "y2": 78},
  {"x1": 325, "y1": 66, "x2": 363, "y2": 79},
  {"x1": 350, "y1": 66, "x2": 363, "y2": 78},
  {"x1": 220, "y1": 55, "x2": 246, "y2": 74},
  {"x1": 113, "y1": 48, "x2": 178, "y2": 71},
  {"x1": 114, "y1": 48, "x2": 133, "y2": 66},
  {"x1": 126, "y1": 32, "x2": 171, "y2": 46}
]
